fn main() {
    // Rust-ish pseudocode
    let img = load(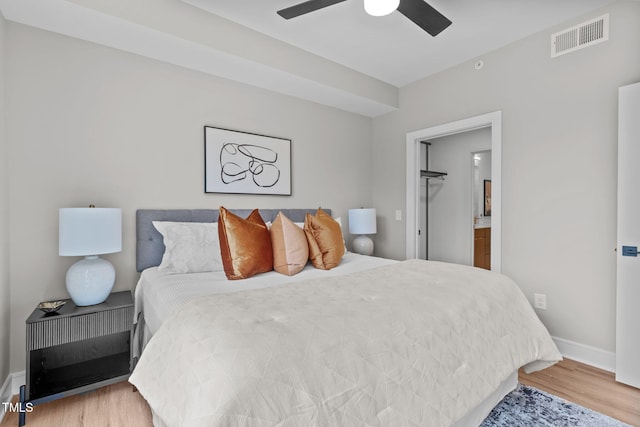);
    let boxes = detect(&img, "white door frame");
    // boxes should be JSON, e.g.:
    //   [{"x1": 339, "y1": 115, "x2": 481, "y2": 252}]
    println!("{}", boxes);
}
[{"x1": 405, "y1": 111, "x2": 502, "y2": 272}]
